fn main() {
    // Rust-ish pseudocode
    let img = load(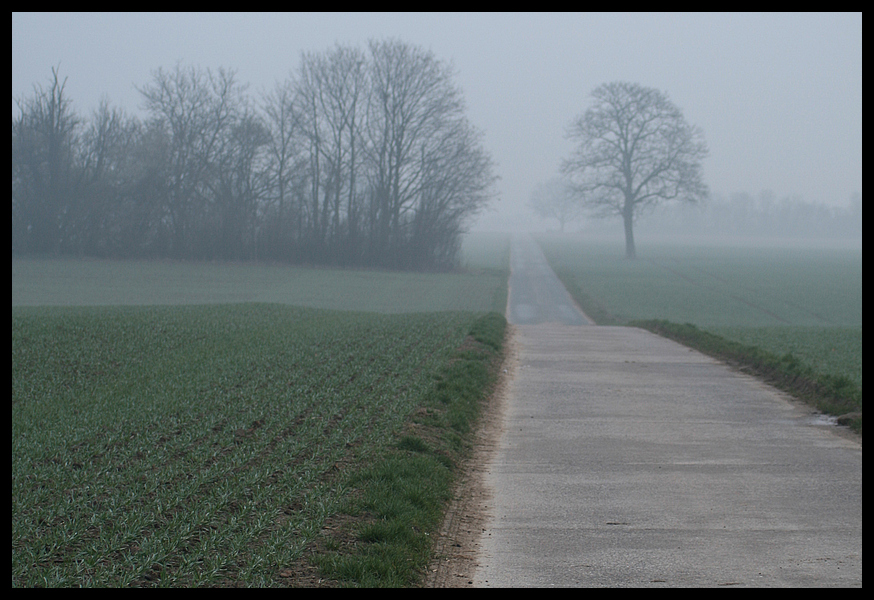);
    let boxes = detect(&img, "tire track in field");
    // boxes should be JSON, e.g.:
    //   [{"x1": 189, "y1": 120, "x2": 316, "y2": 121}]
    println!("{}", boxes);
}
[
  {"x1": 681, "y1": 262, "x2": 836, "y2": 325},
  {"x1": 646, "y1": 258, "x2": 791, "y2": 324}
]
